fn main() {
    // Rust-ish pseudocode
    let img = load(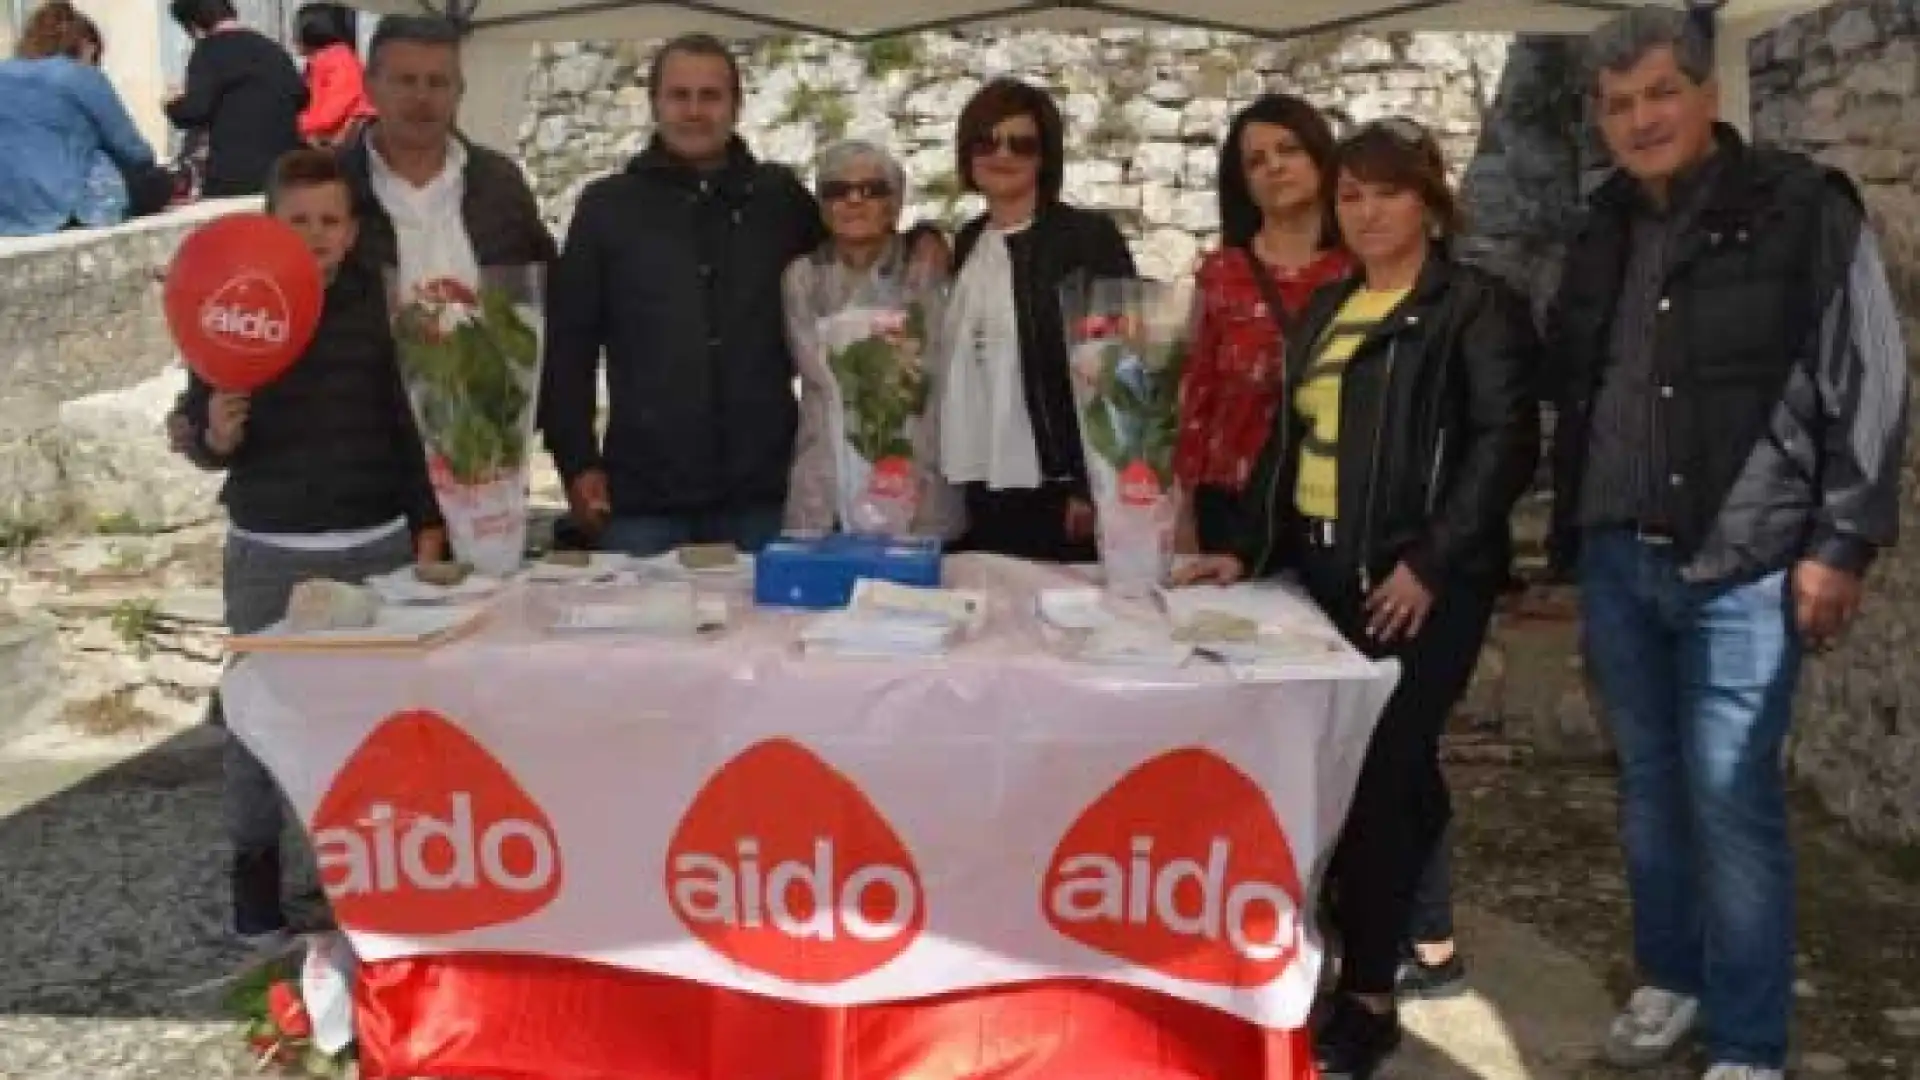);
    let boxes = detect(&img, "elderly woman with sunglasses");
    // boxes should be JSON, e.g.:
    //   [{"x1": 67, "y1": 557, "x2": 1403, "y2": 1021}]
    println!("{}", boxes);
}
[
  {"x1": 782, "y1": 138, "x2": 961, "y2": 537},
  {"x1": 940, "y1": 77, "x2": 1137, "y2": 562},
  {"x1": 1179, "y1": 118, "x2": 1539, "y2": 1078}
]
